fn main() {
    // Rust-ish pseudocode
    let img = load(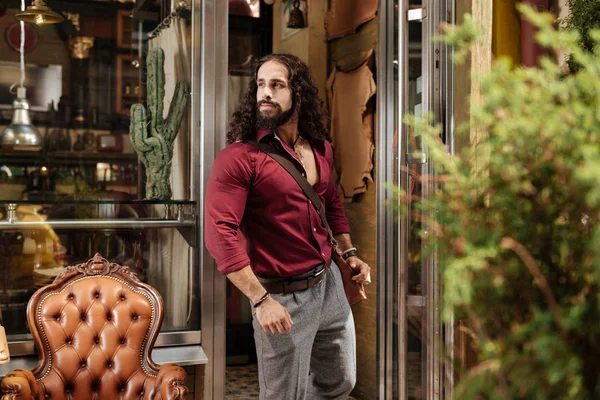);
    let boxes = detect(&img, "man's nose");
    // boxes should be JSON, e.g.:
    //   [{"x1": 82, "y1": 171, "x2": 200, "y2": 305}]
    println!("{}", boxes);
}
[{"x1": 262, "y1": 88, "x2": 273, "y2": 99}]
